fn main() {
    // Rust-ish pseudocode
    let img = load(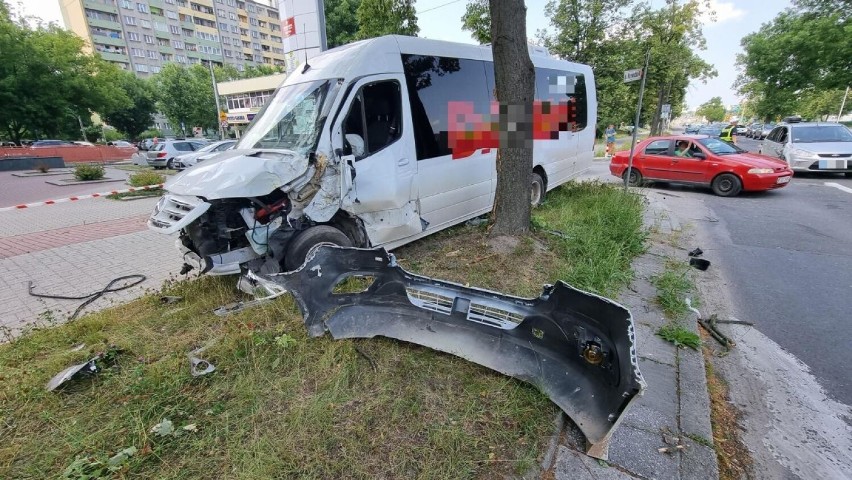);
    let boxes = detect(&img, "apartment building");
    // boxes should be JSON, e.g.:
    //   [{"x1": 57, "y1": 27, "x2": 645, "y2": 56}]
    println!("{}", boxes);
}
[{"x1": 59, "y1": 0, "x2": 288, "y2": 77}]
